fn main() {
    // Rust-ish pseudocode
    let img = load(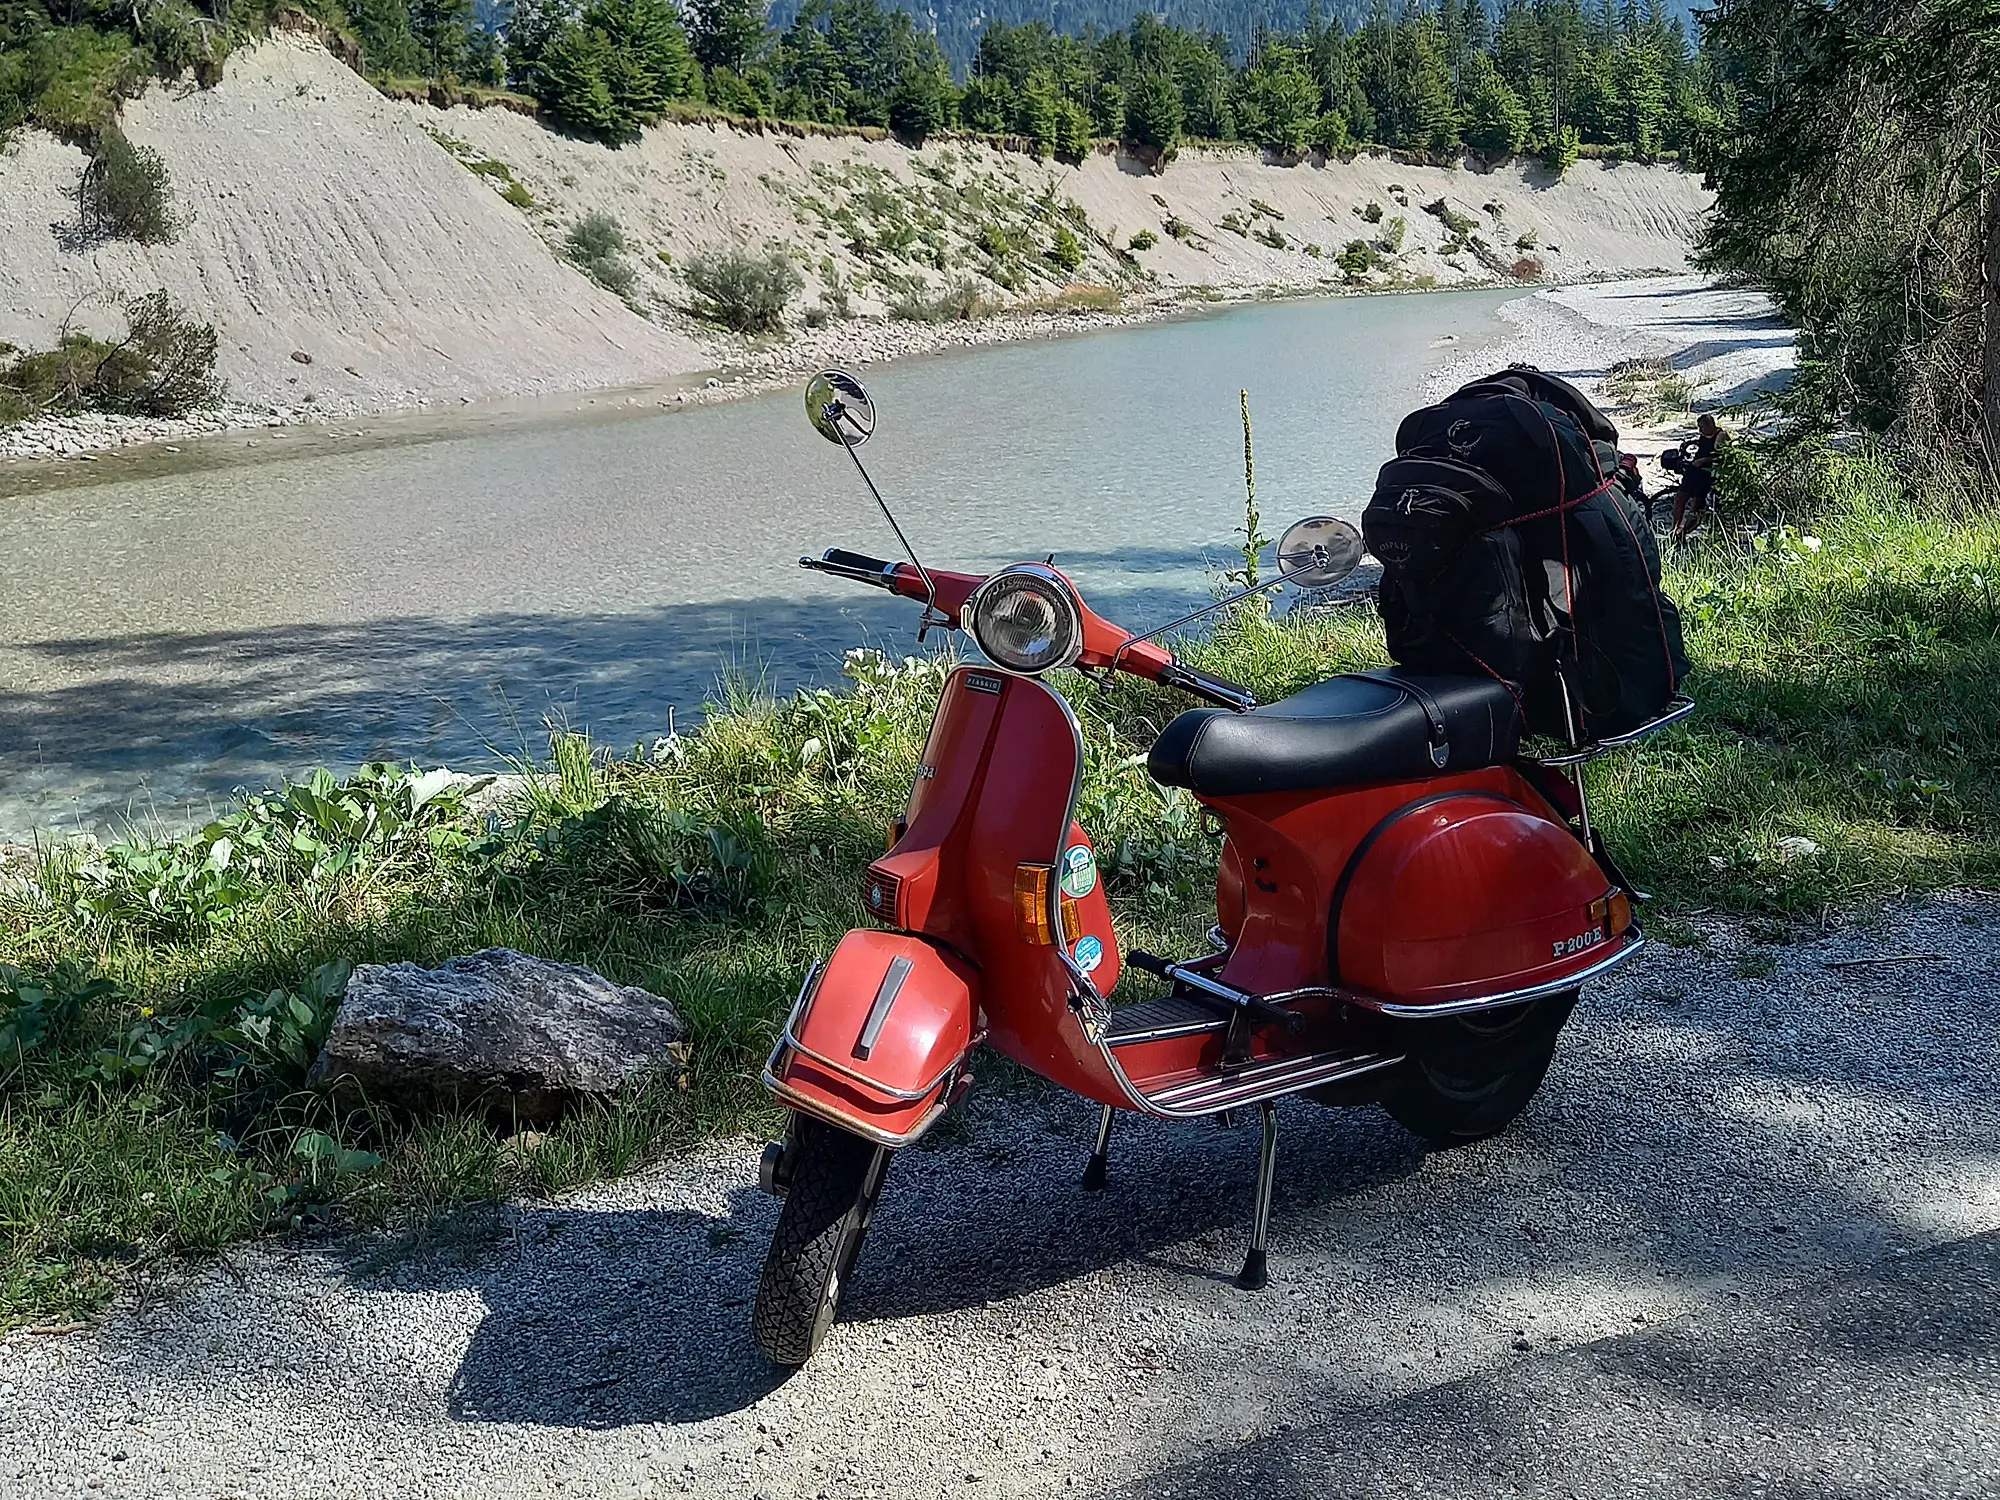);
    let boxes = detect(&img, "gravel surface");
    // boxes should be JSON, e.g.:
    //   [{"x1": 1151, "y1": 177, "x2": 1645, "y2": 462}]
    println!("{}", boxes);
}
[{"x1": 6, "y1": 892, "x2": 1999, "y2": 1497}]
